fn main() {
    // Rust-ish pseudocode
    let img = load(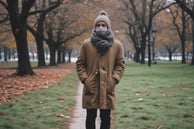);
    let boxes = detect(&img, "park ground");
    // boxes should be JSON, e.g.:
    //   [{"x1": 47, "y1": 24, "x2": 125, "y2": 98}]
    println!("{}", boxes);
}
[
  {"x1": 0, "y1": 62, "x2": 75, "y2": 103},
  {"x1": 0, "y1": 61, "x2": 194, "y2": 129}
]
